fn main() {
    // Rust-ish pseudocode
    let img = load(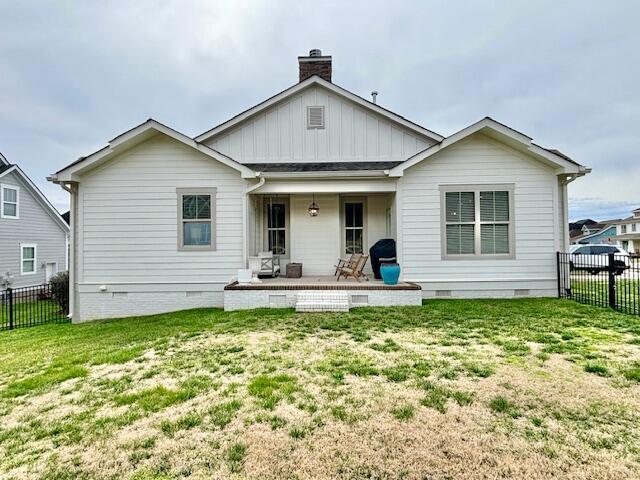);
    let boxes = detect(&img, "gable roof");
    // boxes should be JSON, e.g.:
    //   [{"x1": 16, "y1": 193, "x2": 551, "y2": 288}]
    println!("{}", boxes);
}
[
  {"x1": 389, "y1": 117, "x2": 589, "y2": 177},
  {"x1": 51, "y1": 119, "x2": 256, "y2": 182},
  {"x1": 0, "y1": 159, "x2": 69, "y2": 233},
  {"x1": 194, "y1": 75, "x2": 444, "y2": 144}
]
